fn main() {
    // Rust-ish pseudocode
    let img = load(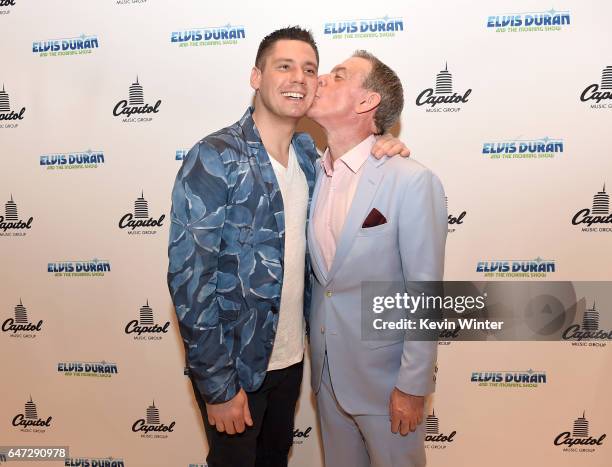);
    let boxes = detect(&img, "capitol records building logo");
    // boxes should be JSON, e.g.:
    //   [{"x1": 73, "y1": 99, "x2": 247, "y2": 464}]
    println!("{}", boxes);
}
[
  {"x1": 563, "y1": 300, "x2": 610, "y2": 347},
  {"x1": 324, "y1": 16, "x2": 403, "y2": 39},
  {"x1": 57, "y1": 360, "x2": 118, "y2": 378},
  {"x1": 425, "y1": 409, "x2": 456, "y2": 449},
  {"x1": 487, "y1": 9, "x2": 570, "y2": 33},
  {"x1": 554, "y1": 412, "x2": 606, "y2": 453},
  {"x1": 0, "y1": 0, "x2": 16, "y2": 15},
  {"x1": 32, "y1": 34, "x2": 100, "y2": 57},
  {"x1": 580, "y1": 66, "x2": 612, "y2": 110},
  {"x1": 65, "y1": 457, "x2": 125, "y2": 467},
  {"x1": 48, "y1": 259, "x2": 111, "y2": 277},
  {"x1": 113, "y1": 76, "x2": 161, "y2": 123},
  {"x1": 446, "y1": 197, "x2": 466, "y2": 234},
  {"x1": 483, "y1": 136, "x2": 563, "y2": 159},
  {"x1": 118, "y1": 191, "x2": 165, "y2": 234},
  {"x1": 12, "y1": 396, "x2": 52, "y2": 433},
  {"x1": 293, "y1": 426, "x2": 313, "y2": 446},
  {"x1": 416, "y1": 63, "x2": 471, "y2": 112},
  {"x1": 471, "y1": 369, "x2": 547, "y2": 388},
  {"x1": 476, "y1": 257, "x2": 556, "y2": 278},
  {"x1": 0, "y1": 195, "x2": 33, "y2": 237},
  {"x1": 132, "y1": 401, "x2": 176, "y2": 438},
  {"x1": 125, "y1": 300, "x2": 170, "y2": 340},
  {"x1": 40, "y1": 149, "x2": 105, "y2": 170},
  {"x1": 171, "y1": 24, "x2": 246, "y2": 47},
  {"x1": 2, "y1": 299, "x2": 43, "y2": 338},
  {"x1": 571, "y1": 184, "x2": 612, "y2": 233},
  {"x1": 0, "y1": 84, "x2": 26, "y2": 128}
]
